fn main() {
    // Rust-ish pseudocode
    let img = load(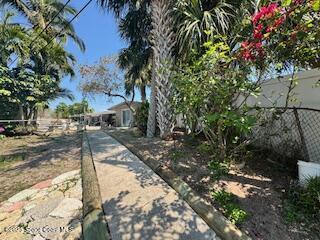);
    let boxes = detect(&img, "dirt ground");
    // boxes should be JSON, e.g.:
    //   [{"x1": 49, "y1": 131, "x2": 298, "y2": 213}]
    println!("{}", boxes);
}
[
  {"x1": 0, "y1": 131, "x2": 81, "y2": 202},
  {"x1": 109, "y1": 128, "x2": 316, "y2": 240}
]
